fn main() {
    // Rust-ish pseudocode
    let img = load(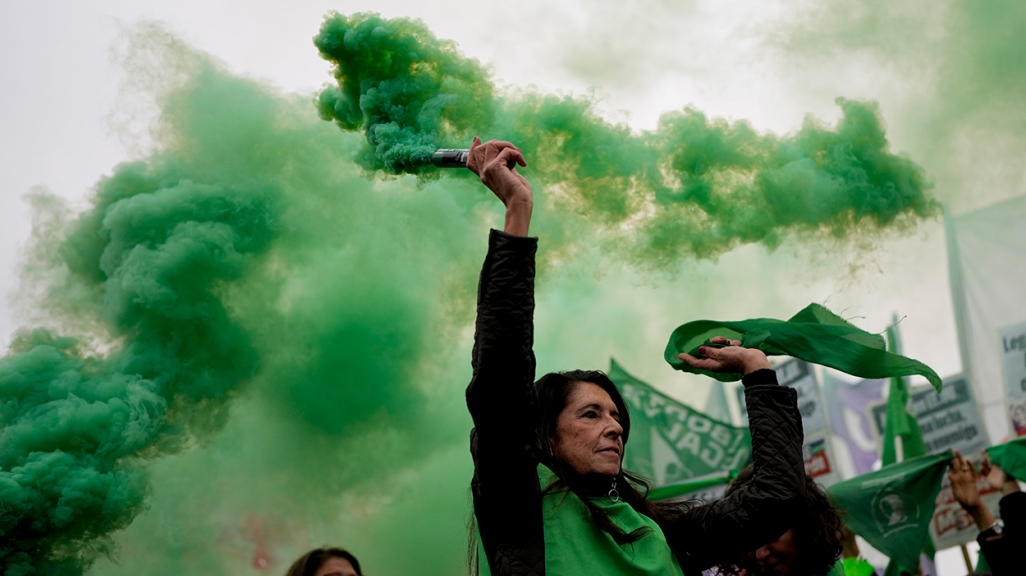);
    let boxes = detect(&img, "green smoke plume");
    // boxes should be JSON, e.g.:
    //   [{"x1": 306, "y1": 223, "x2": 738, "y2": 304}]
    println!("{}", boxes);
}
[
  {"x1": 0, "y1": 11, "x2": 949, "y2": 576},
  {"x1": 0, "y1": 78, "x2": 281, "y2": 573},
  {"x1": 315, "y1": 12, "x2": 937, "y2": 263}
]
